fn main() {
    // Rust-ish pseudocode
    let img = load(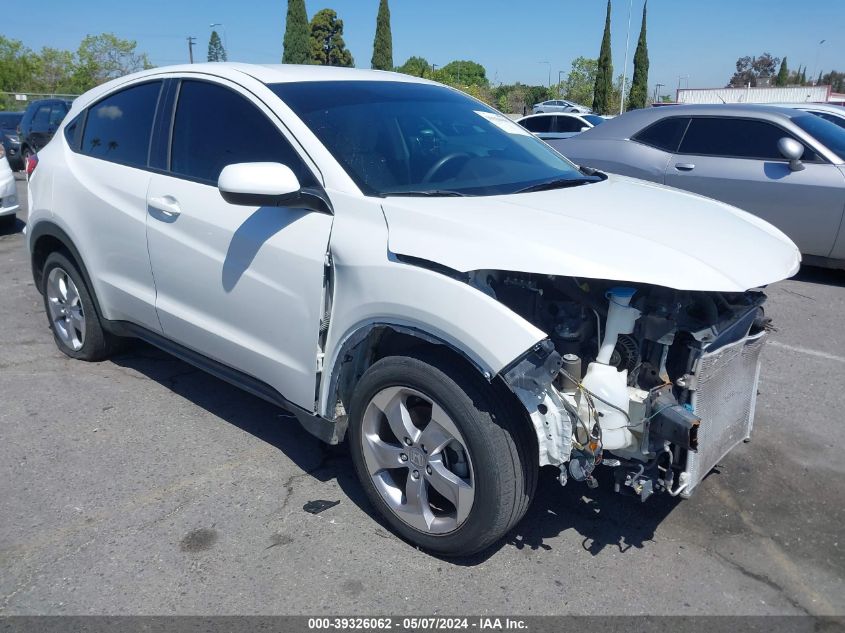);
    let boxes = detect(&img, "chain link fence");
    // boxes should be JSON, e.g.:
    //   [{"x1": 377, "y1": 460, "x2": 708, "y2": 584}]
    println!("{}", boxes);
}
[{"x1": 1, "y1": 92, "x2": 80, "y2": 112}]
